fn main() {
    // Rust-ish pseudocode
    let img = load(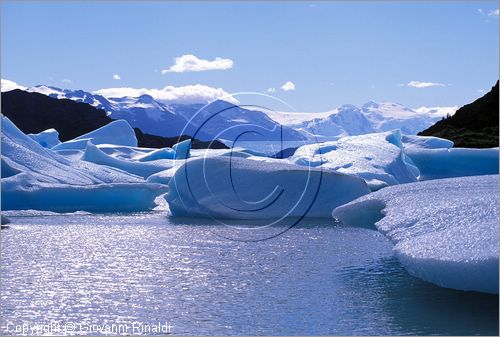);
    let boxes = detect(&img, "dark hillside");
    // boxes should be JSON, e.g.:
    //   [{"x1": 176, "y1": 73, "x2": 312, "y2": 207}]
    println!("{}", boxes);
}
[
  {"x1": 418, "y1": 81, "x2": 499, "y2": 148},
  {"x1": 1, "y1": 90, "x2": 227, "y2": 149}
]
